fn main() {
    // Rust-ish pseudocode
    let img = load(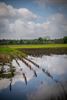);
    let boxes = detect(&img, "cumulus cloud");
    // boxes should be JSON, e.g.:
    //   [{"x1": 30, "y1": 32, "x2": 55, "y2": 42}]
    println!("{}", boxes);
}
[
  {"x1": 0, "y1": 2, "x2": 37, "y2": 20},
  {"x1": 18, "y1": 8, "x2": 37, "y2": 20},
  {"x1": 47, "y1": 13, "x2": 67, "y2": 38},
  {"x1": 0, "y1": 3, "x2": 16, "y2": 19},
  {"x1": 0, "y1": 2, "x2": 67, "y2": 39},
  {"x1": 0, "y1": 19, "x2": 9, "y2": 33}
]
